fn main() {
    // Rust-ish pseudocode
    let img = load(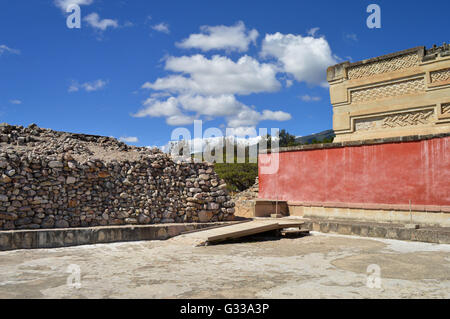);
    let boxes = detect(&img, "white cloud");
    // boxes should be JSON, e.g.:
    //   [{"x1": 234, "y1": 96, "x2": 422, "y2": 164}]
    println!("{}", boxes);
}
[
  {"x1": 261, "y1": 32, "x2": 338, "y2": 87},
  {"x1": 166, "y1": 114, "x2": 197, "y2": 126},
  {"x1": 300, "y1": 94, "x2": 321, "y2": 102},
  {"x1": 69, "y1": 79, "x2": 107, "y2": 92},
  {"x1": 176, "y1": 21, "x2": 258, "y2": 52},
  {"x1": 84, "y1": 13, "x2": 118, "y2": 31},
  {"x1": 152, "y1": 22, "x2": 170, "y2": 34},
  {"x1": 68, "y1": 83, "x2": 80, "y2": 93},
  {"x1": 135, "y1": 24, "x2": 314, "y2": 133},
  {"x1": 123, "y1": 21, "x2": 134, "y2": 28},
  {"x1": 225, "y1": 127, "x2": 259, "y2": 138},
  {"x1": 286, "y1": 79, "x2": 293, "y2": 87},
  {"x1": 83, "y1": 79, "x2": 107, "y2": 91},
  {"x1": 226, "y1": 106, "x2": 291, "y2": 128},
  {"x1": 133, "y1": 93, "x2": 291, "y2": 130},
  {"x1": 119, "y1": 136, "x2": 138, "y2": 143},
  {"x1": 132, "y1": 96, "x2": 196, "y2": 126},
  {"x1": 177, "y1": 94, "x2": 242, "y2": 117},
  {"x1": 54, "y1": 0, "x2": 93, "y2": 11},
  {"x1": 134, "y1": 96, "x2": 181, "y2": 118},
  {"x1": 307, "y1": 27, "x2": 320, "y2": 37},
  {"x1": 9, "y1": 99, "x2": 22, "y2": 105},
  {"x1": 0, "y1": 45, "x2": 20, "y2": 56},
  {"x1": 142, "y1": 54, "x2": 280, "y2": 96},
  {"x1": 345, "y1": 33, "x2": 358, "y2": 42}
]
